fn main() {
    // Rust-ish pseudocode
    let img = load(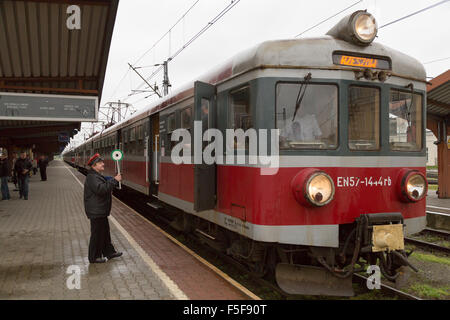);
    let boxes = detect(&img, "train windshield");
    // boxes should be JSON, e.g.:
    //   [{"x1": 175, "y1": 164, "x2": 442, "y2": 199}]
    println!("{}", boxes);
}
[
  {"x1": 348, "y1": 86, "x2": 380, "y2": 151},
  {"x1": 389, "y1": 89, "x2": 423, "y2": 151},
  {"x1": 276, "y1": 83, "x2": 338, "y2": 150}
]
